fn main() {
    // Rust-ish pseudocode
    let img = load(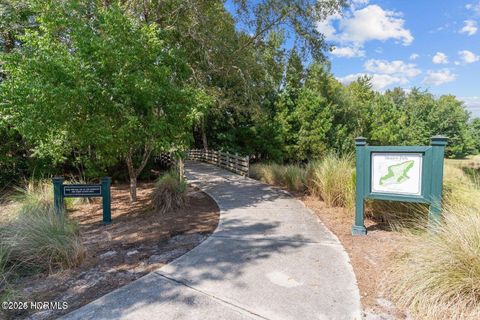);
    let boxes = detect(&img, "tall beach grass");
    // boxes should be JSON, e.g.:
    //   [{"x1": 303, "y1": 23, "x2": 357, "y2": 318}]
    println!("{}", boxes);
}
[
  {"x1": 385, "y1": 204, "x2": 480, "y2": 319},
  {"x1": 0, "y1": 179, "x2": 86, "y2": 284},
  {"x1": 250, "y1": 153, "x2": 355, "y2": 207},
  {"x1": 151, "y1": 171, "x2": 188, "y2": 214},
  {"x1": 307, "y1": 154, "x2": 355, "y2": 208}
]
